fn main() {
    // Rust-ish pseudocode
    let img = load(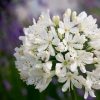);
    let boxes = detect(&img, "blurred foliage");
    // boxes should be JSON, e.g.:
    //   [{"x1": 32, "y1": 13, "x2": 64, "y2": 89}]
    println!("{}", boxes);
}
[{"x1": 90, "y1": 7, "x2": 100, "y2": 15}]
